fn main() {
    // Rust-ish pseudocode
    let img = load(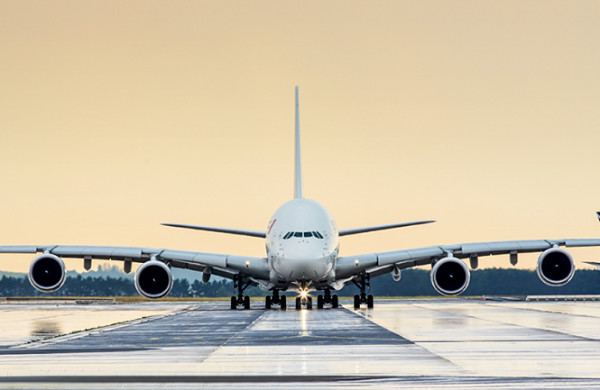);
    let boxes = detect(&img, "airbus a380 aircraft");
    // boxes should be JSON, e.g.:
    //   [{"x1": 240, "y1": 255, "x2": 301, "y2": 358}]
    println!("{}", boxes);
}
[{"x1": 2, "y1": 87, "x2": 600, "y2": 310}]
